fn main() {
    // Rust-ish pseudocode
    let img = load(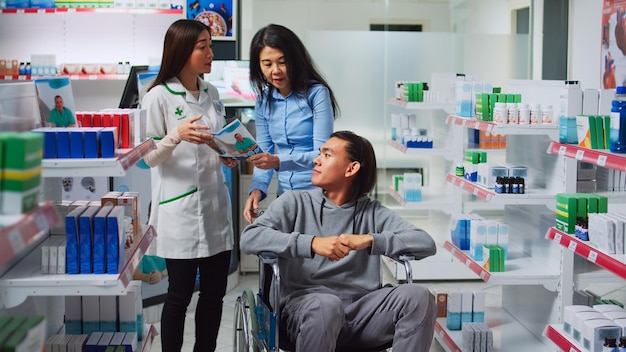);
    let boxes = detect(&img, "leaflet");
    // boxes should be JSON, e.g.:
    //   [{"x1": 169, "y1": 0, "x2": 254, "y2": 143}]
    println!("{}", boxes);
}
[{"x1": 206, "y1": 119, "x2": 262, "y2": 159}]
